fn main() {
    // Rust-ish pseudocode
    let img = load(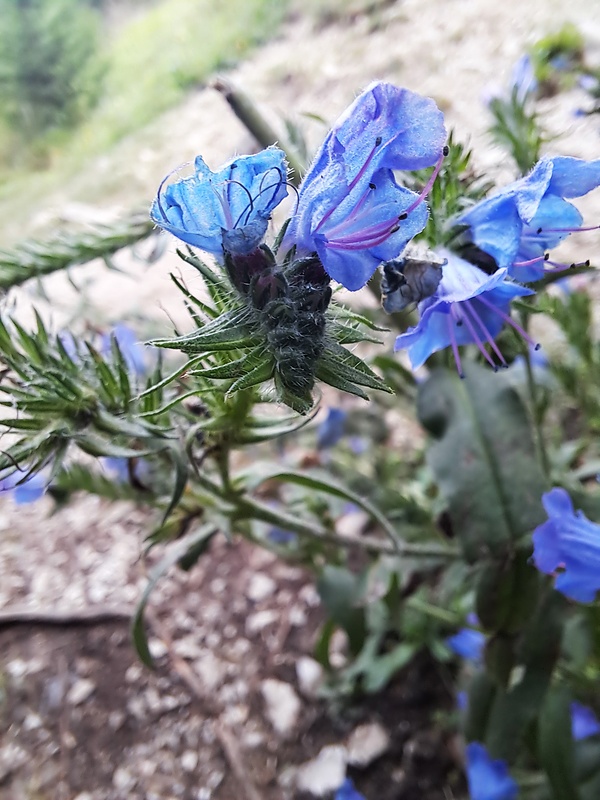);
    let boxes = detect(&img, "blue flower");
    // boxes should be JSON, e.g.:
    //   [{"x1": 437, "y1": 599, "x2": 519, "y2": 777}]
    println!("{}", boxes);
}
[
  {"x1": 285, "y1": 81, "x2": 447, "y2": 291},
  {"x1": 571, "y1": 702, "x2": 600, "y2": 741},
  {"x1": 458, "y1": 156, "x2": 600, "y2": 282},
  {"x1": 100, "y1": 324, "x2": 148, "y2": 377},
  {"x1": 532, "y1": 488, "x2": 600, "y2": 602},
  {"x1": 317, "y1": 408, "x2": 347, "y2": 449},
  {"x1": 510, "y1": 55, "x2": 538, "y2": 104},
  {"x1": 466, "y1": 742, "x2": 519, "y2": 800},
  {"x1": 447, "y1": 628, "x2": 486, "y2": 662},
  {"x1": 151, "y1": 147, "x2": 289, "y2": 256},
  {"x1": 334, "y1": 778, "x2": 367, "y2": 800},
  {"x1": 0, "y1": 471, "x2": 46, "y2": 504},
  {"x1": 394, "y1": 251, "x2": 534, "y2": 374}
]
